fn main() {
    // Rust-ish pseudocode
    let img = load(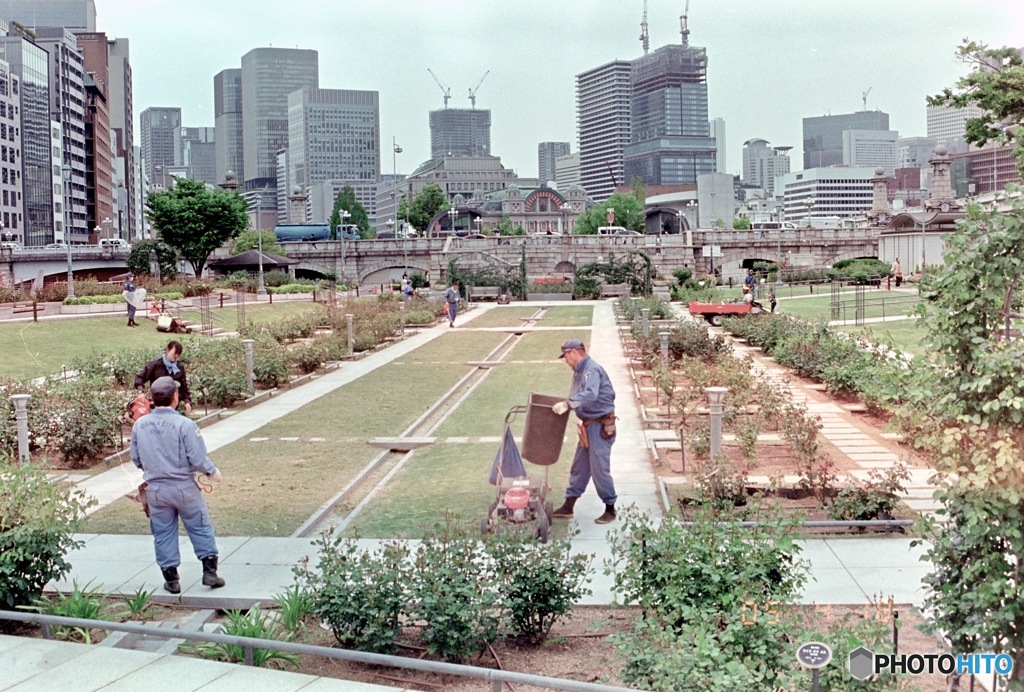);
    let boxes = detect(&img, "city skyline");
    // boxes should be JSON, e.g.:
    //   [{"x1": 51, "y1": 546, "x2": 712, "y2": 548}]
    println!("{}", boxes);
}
[{"x1": 92, "y1": 0, "x2": 1022, "y2": 181}]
